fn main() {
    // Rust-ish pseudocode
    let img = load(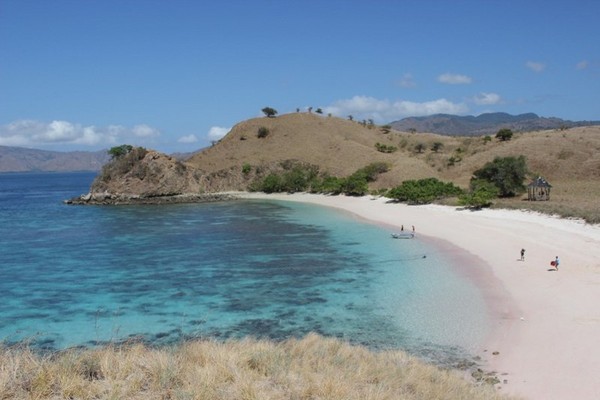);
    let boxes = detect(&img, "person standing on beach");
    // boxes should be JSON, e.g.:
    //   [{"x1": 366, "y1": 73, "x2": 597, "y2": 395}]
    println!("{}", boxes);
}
[
  {"x1": 520, "y1": 248, "x2": 525, "y2": 261},
  {"x1": 555, "y1": 256, "x2": 560, "y2": 270}
]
